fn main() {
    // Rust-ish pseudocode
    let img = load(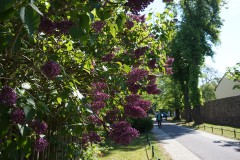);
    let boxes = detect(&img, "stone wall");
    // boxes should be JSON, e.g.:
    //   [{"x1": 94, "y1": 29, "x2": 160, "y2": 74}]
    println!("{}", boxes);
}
[{"x1": 201, "y1": 95, "x2": 240, "y2": 127}]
